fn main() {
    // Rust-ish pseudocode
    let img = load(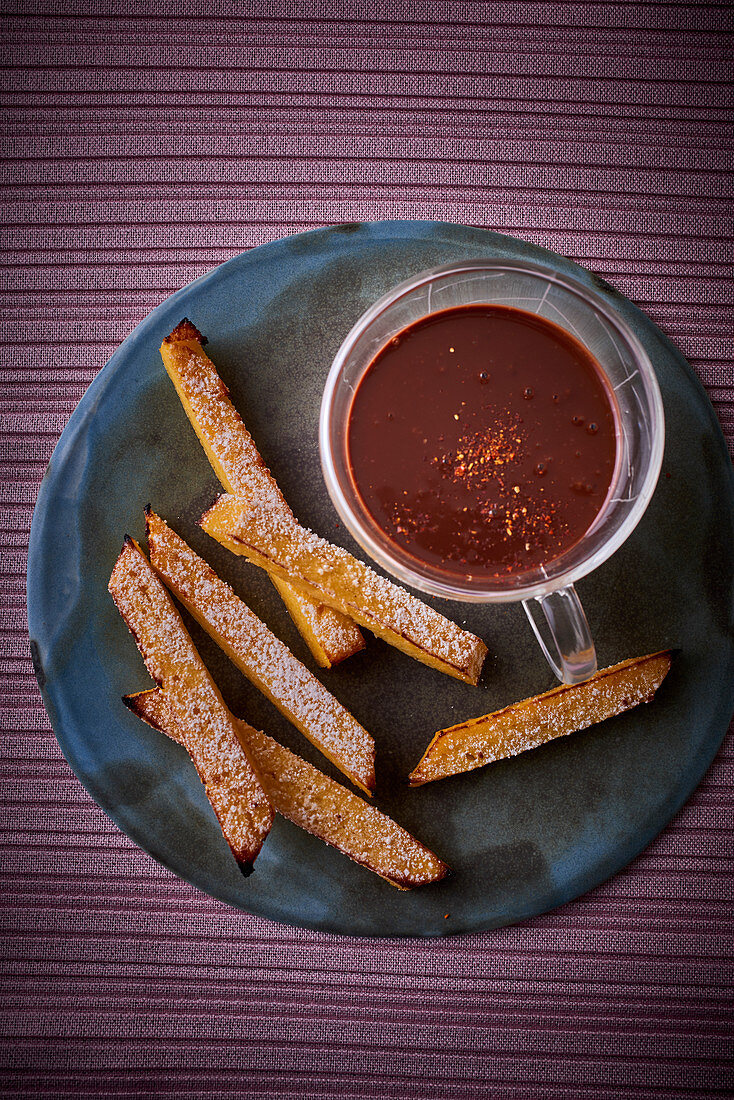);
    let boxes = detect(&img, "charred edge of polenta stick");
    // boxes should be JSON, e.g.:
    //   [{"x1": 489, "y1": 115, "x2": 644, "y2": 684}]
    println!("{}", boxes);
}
[
  {"x1": 109, "y1": 535, "x2": 274, "y2": 871},
  {"x1": 163, "y1": 318, "x2": 207, "y2": 345}
]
